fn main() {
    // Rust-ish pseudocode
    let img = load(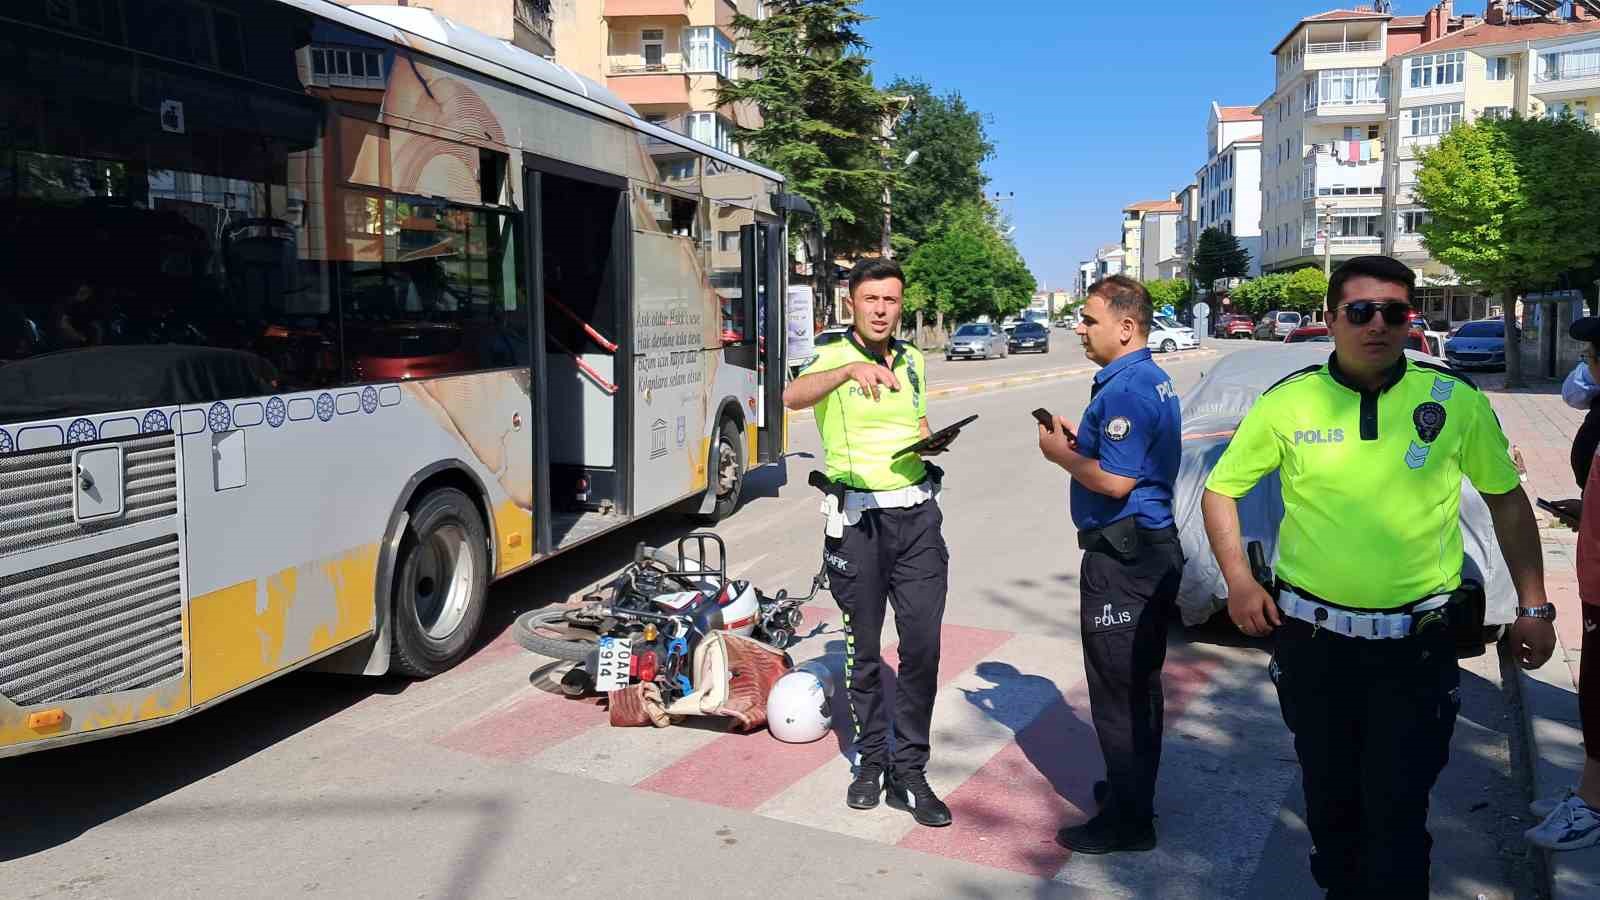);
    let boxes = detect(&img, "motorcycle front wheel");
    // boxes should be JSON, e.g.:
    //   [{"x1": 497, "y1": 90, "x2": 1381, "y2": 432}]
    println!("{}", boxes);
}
[{"x1": 514, "y1": 607, "x2": 604, "y2": 662}]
